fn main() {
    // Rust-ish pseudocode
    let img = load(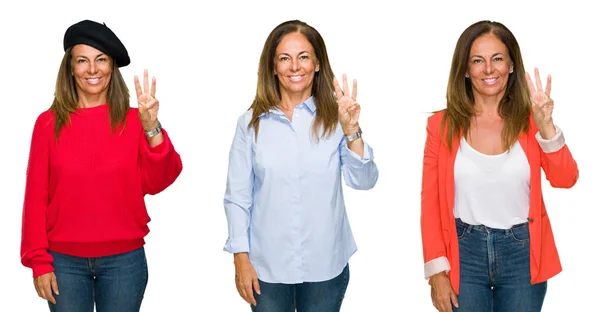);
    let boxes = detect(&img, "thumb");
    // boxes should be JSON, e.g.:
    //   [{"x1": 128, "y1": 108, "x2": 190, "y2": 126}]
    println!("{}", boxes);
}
[
  {"x1": 450, "y1": 290, "x2": 459, "y2": 308},
  {"x1": 51, "y1": 275, "x2": 59, "y2": 295},
  {"x1": 253, "y1": 277, "x2": 261, "y2": 295}
]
